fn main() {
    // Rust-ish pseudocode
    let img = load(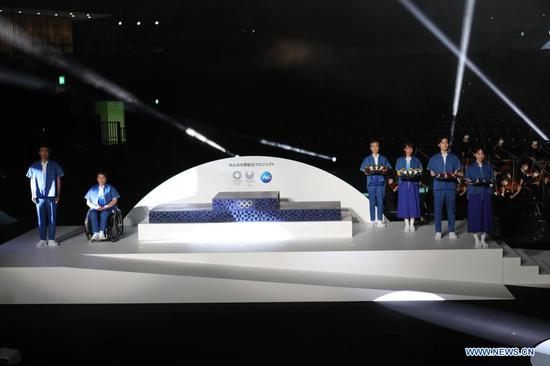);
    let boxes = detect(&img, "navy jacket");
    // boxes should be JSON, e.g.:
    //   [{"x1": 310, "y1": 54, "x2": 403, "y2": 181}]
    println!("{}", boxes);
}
[
  {"x1": 427, "y1": 152, "x2": 461, "y2": 190},
  {"x1": 464, "y1": 161, "x2": 495, "y2": 198},
  {"x1": 360, "y1": 154, "x2": 392, "y2": 186}
]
